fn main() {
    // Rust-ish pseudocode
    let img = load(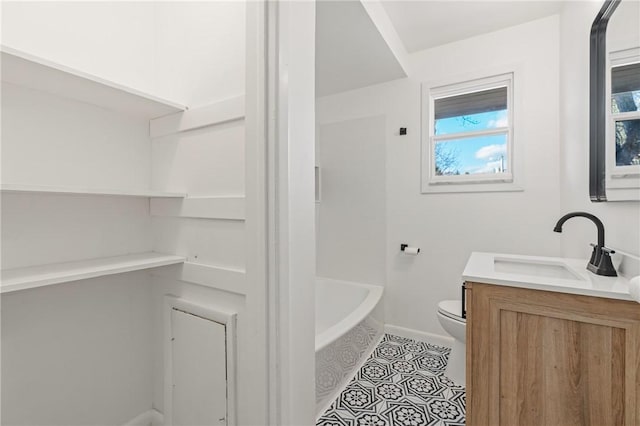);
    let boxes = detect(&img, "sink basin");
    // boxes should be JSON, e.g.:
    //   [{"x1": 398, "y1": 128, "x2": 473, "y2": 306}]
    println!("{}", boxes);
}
[{"x1": 494, "y1": 257, "x2": 584, "y2": 280}]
